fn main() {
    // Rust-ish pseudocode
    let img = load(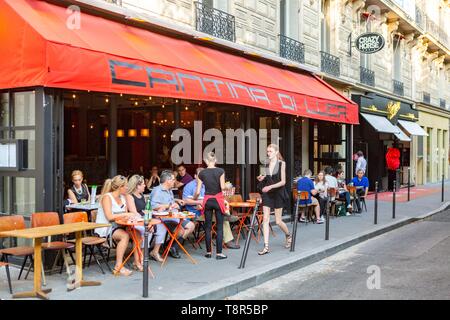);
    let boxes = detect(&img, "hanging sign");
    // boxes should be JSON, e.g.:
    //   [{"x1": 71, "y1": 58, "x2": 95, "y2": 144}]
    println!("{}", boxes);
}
[{"x1": 355, "y1": 32, "x2": 385, "y2": 54}]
